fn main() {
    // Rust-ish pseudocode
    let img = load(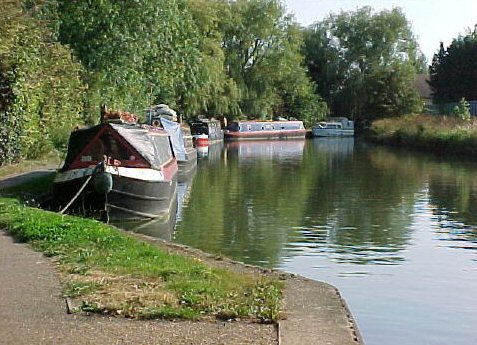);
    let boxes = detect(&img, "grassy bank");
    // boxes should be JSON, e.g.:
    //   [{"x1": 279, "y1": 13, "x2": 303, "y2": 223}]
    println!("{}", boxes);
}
[
  {"x1": 369, "y1": 114, "x2": 477, "y2": 157},
  {"x1": 0, "y1": 197, "x2": 281, "y2": 322}
]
